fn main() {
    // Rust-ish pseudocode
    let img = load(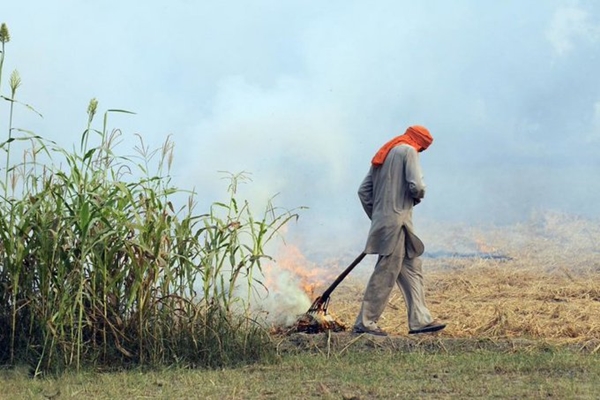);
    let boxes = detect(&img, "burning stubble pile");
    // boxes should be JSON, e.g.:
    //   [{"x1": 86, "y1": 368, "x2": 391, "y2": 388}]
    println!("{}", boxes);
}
[
  {"x1": 293, "y1": 311, "x2": 346, "y2": 334},
  {"x1": 272, "y1": 212, "x2": 600, "y2": 345}
]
